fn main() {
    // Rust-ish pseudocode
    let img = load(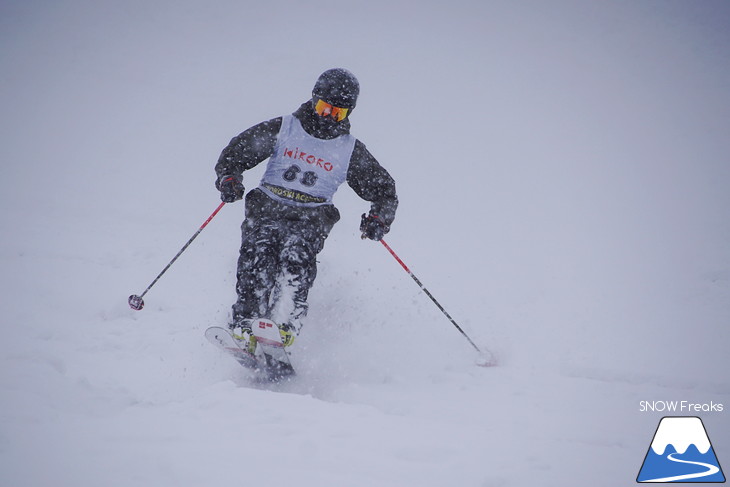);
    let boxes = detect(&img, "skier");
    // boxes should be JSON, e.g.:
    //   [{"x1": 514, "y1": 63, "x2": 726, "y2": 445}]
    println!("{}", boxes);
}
[{"x1": 215, "y1": 68, "x2": 398, "y2": 354}]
